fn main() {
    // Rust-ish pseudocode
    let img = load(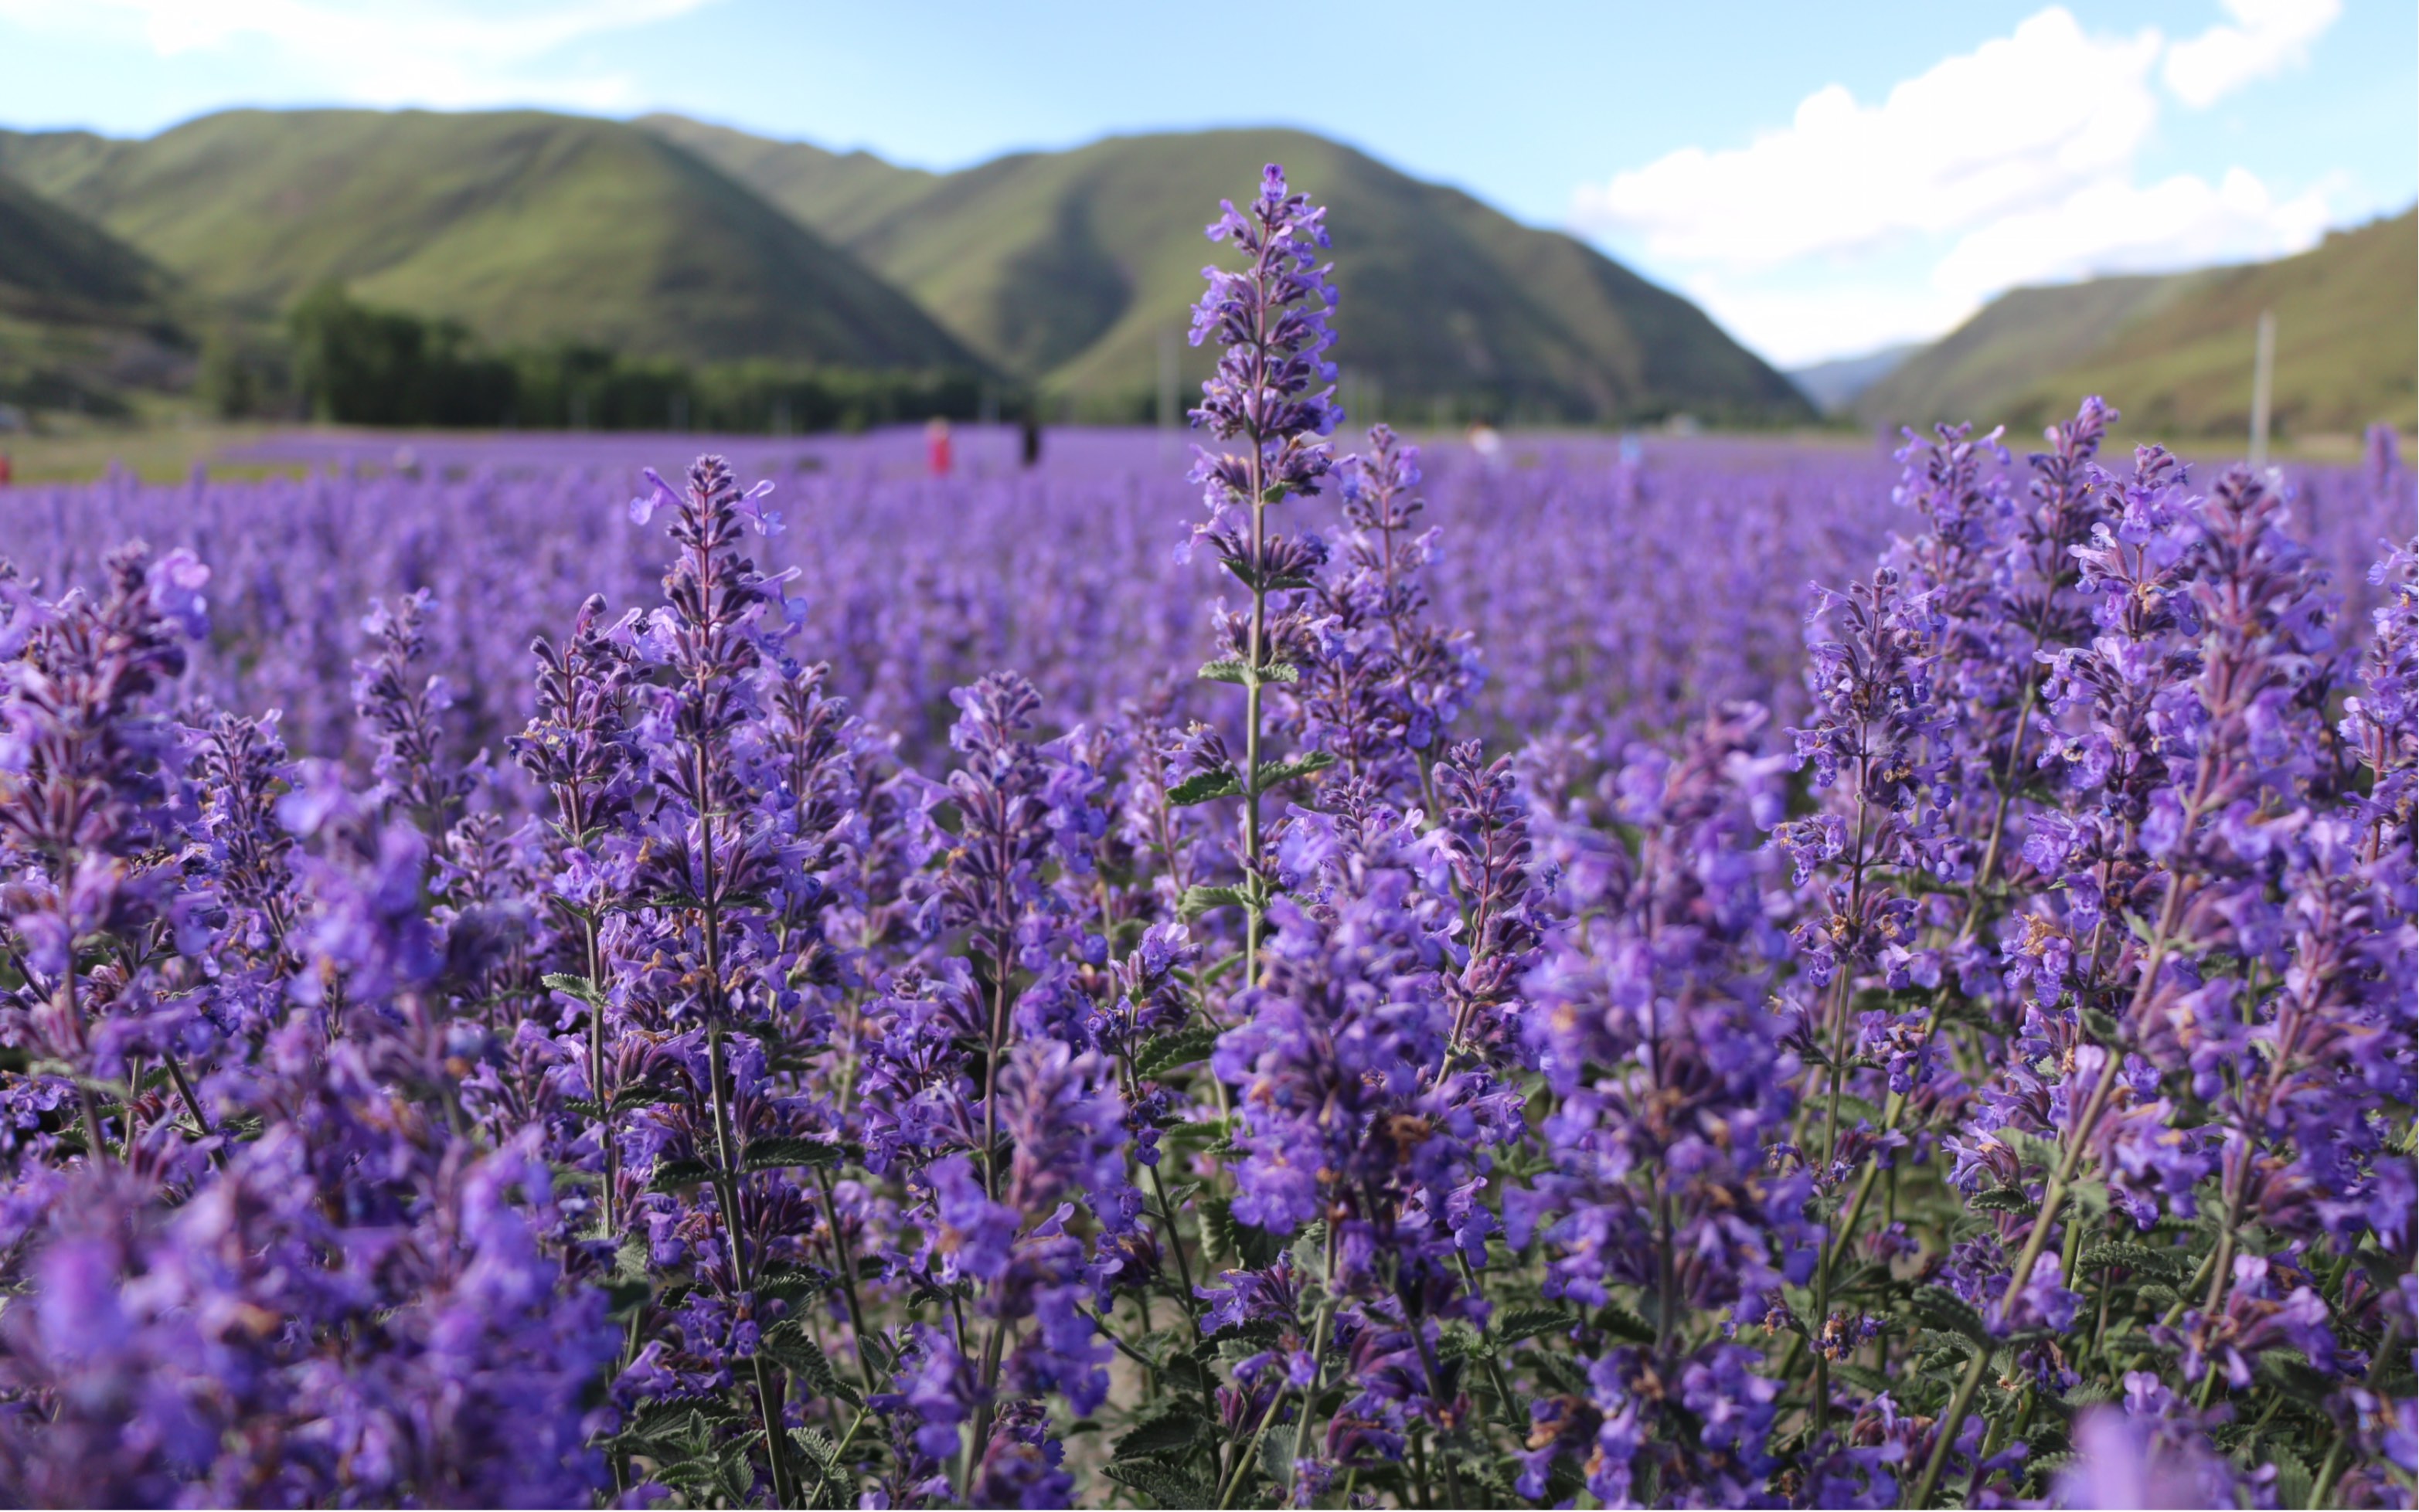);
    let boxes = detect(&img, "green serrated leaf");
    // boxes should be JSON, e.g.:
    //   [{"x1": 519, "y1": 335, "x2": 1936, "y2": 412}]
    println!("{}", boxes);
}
[
  {"x1": 1113, "y1": 1409, "x2": 1205, "y2": 1461},
  {"x1": 790, "y1": 1425, "x2": 842, "y2": 1470},
  {"x1": 1166, "y1": 772, "x2": 1244, "y2": 807},
  {"x1": 1161, "y1": 1117, "x2": 1228, "y2": 1148},
  {"x1": 649, "y1": 1459, "x2": 723, "y2": 1491},
  {"x1": 1529, "y1": 1347, "x2": 1592, "y2": 1396},
  {"x1": 1260, "y1": 1423, "x2": 1289, "y2": 1486},
  {"x1": 762, "y1": 1323, "x2": 864, "y2": 1407},
  {"x1": 1178, "y1": 883, "x2": 1252, "y2": 919},
  {"x1": 719, "y1": 1445, "x2": 752, "y2": 1508},
  {"x1": 757, "y1": 1262, "x2": 833, "y2": 1302},
  {"x1": 1834, "y1": 1362, "x2": 1893, "y2": 1397},
  {"x1": 2028, "y1": 1450, "x2": 2080, "y2": 1483},
  {"x1": 1185, "y1": 657, "x2": 1296, "y2": 687},
  {"x1": 542, "y1": 972, "x2": 607, "y2": 1005},
  {"x1": 1254, "y1": 749, "x2": 1339, "y2": 787},
  {"x1": 2258, "y1": 1351, "x2": 2338, "y2": 1407},
  {"x1": 2080, "y1": 1242, "x2": 2186, "y2": 1276},
  {"x1": 1436, "y1": 1327, "x2": 1485, "y2": 1364},
  {"x1": 1160, "y1": 1352, "x2": 1213, "y2": 1396},
  {"x1": 2067, "y1": 1178, "x2": 2112, "y2": 1221},
  {"x1": 1971, "y1": 1185, "x2": 2039, "y2": 1215},
  {"x1": 1134, "y1": 1026, "x2": 1220, "y2": 1079},
  {"x1": 1102, "y1": 1463, "x2": 1221, "y2": 1509},
  {"x1": 648, "y1": 1157, "x2": 716, "y2": 1193},
  {"x1": 1909, "y1": 1287, "x2": 1992, "y2": 1344},
  {"x1": 743, "y1": 1136, "x2": 842, "y2": 1171},
  {"x1": 615, "y1": 1398, "x2": 745, "y2": 1449},
  {"x1": 2269, "y1": 1444, "x2": 2313, "y2": 1507},
  {"x1": 1496, "y1": 1306, "x2": 1572, "y2": 1344},
  {"x1": 1829, "y1": 1092, "x2": 1887, "y2": 1126}
]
